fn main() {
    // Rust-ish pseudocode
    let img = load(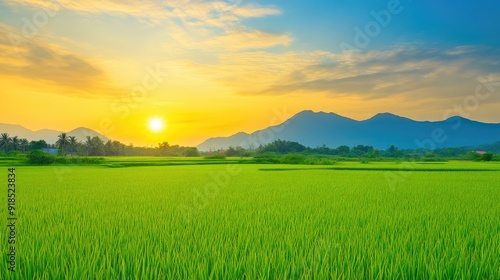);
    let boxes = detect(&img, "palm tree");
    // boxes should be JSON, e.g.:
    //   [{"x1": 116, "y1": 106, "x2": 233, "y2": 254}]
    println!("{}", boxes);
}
[
  {"x1": 84, "y1": 136, "x2": 105, "y2": 156},
  {"x1": 20, "y1": 138, "x2": 29, "y2": 153},
  {"x1": 56, "y1": 133, "x2": 70, "y2": 155},
  {"x1": 85, "y1": 136, "x2": 93, "y2": 156},
  {"x1": 0, "y1": 133, "x2": 11, "y2": 152},
  {"x1": 11, "y1": 136, "x2": 19, "y2": 151},
  {"x1": 68, "y1": 136, "x2": 78, "y2": 154}
]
